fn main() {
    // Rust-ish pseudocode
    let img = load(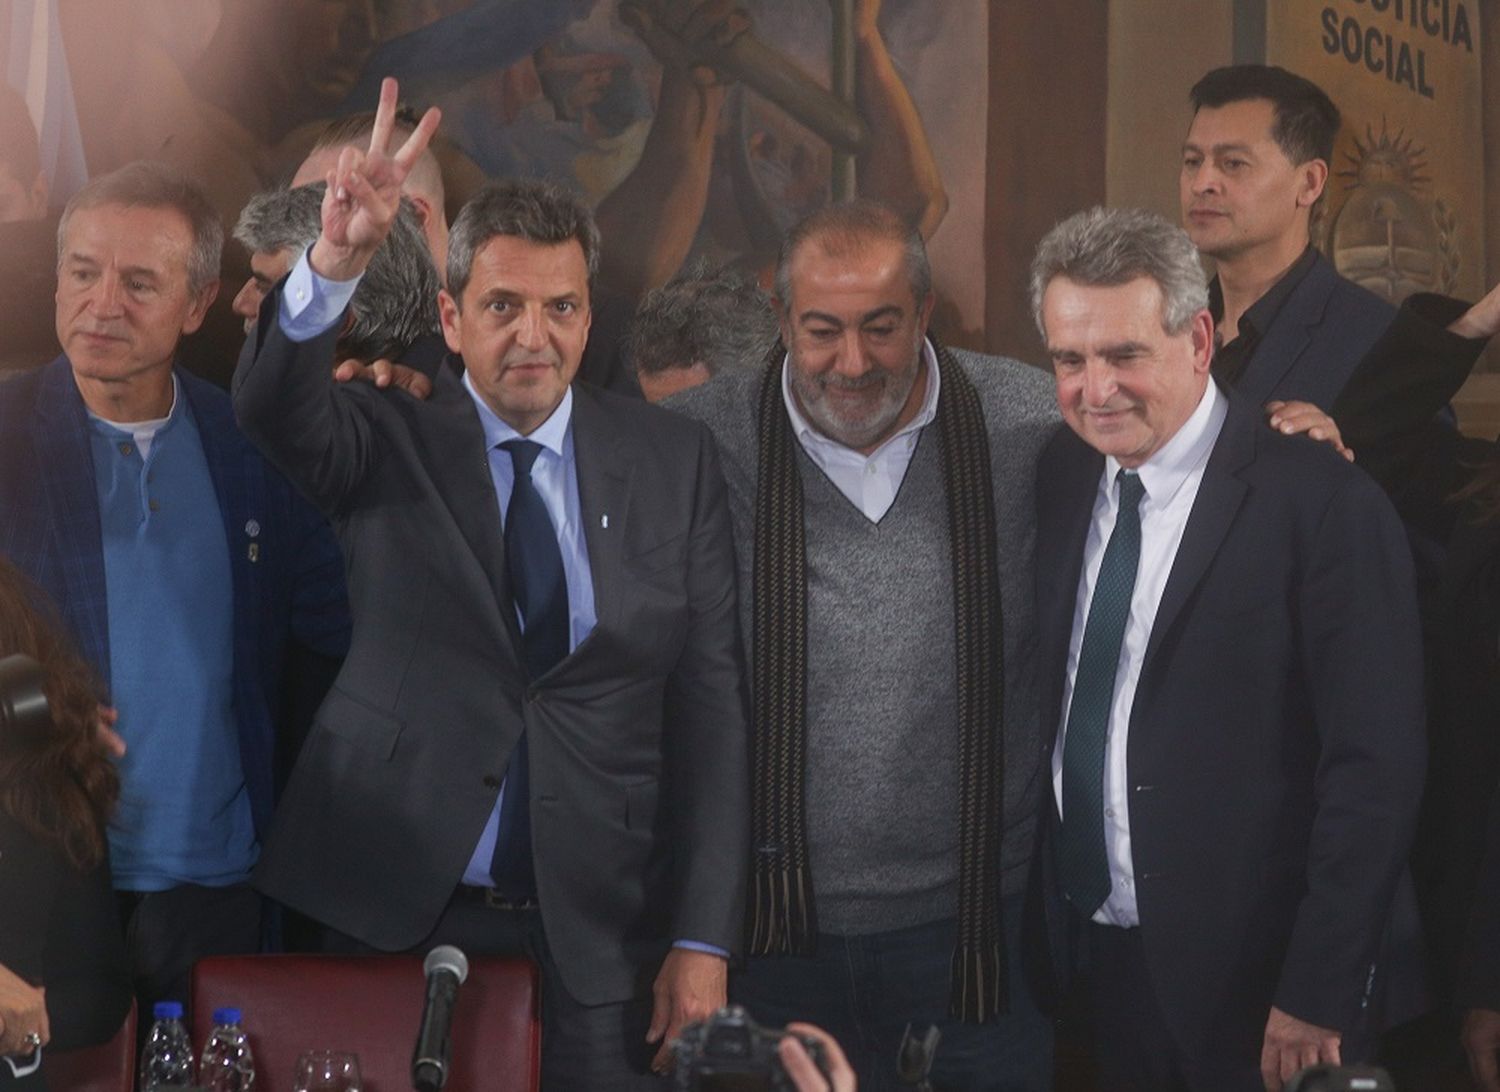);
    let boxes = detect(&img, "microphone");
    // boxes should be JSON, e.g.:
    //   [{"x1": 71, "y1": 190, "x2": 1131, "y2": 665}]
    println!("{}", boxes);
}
[{"x1": 411, "y1": 945, "x2": 469, "y2": 1092}]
